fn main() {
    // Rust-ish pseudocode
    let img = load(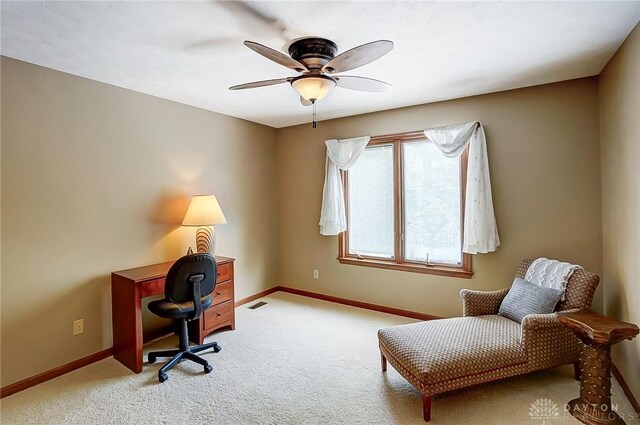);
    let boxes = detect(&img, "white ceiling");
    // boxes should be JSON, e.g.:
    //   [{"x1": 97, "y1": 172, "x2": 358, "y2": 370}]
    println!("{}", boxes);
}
[{"x1": 1, "y1": 1, "x2": 639, "y2": 128}]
